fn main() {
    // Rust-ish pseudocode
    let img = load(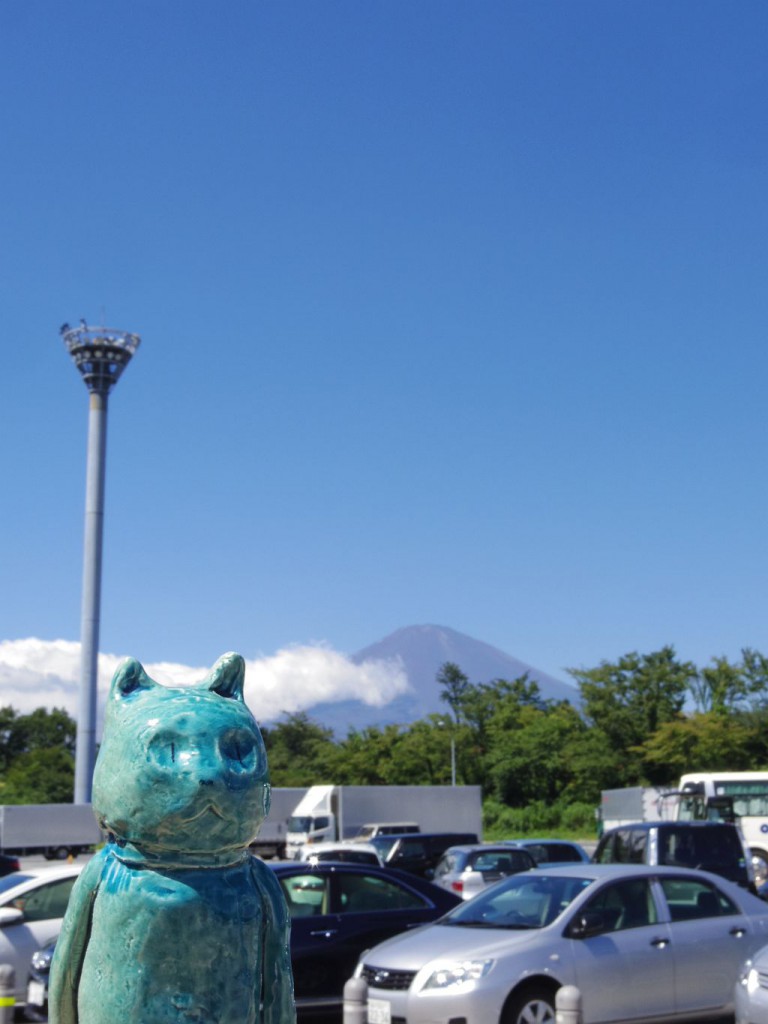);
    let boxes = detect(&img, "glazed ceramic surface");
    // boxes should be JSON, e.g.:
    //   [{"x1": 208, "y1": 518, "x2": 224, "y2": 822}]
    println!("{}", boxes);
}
[{"x1": 49, "y1": 653, "x2": 295, "y2": 1024}]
